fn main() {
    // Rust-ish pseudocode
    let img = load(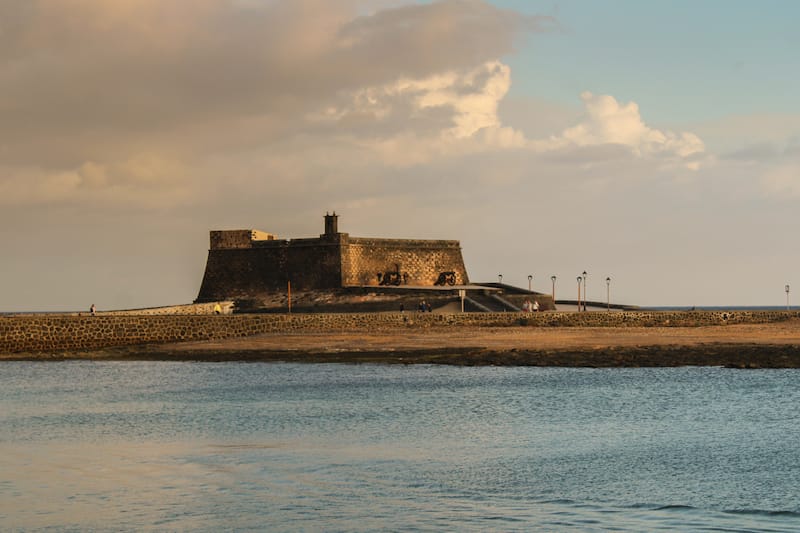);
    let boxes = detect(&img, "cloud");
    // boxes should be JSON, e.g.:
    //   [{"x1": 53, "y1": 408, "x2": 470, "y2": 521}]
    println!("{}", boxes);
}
[
  {"x1": 0, "y1": 0, "x2": 548, "y2": 209},
  {"x1": 309, "y1": 60, "x2": 527, "y2": 167},
  {"x1": 0, "y1": 154, "x2": 193, "y2": 209},
  {"x1": 1, "y1": 0, "x2": 544, "y2": 142},
  {"x1": 722, "y1": 143, "x2": 781, "y2": 162},
  {"x1": 692, "y1": 113, "x2": 800, "y2": 153},
  {"x1": 714, "y1": 139, "x2": 800, "y2": 199},
  {"x1": 303, "y1": 68, "x2": 707, "y2": 174},
  {"x1": 0, "y1": 0, "x2": 705, "y2": 214},
  {"x1": 542, "y1": 92, "x2": 706, "y2": 168},
  {"x1": 2, "y1": 0, "x2": 752, "y2": 312}
]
